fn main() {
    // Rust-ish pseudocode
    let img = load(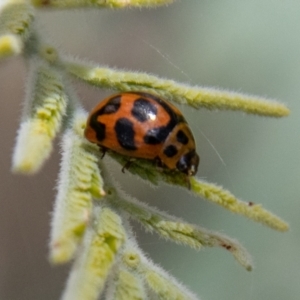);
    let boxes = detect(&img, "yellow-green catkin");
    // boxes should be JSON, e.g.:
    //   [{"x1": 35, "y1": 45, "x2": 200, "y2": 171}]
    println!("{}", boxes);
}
[
  {"x1": 119, "y1": 239, "x2": 199, "y2": 300},
  {"x1": 61, "y1": 207, "x2": 126, "y2": 300},
  {"x1": 112, "y1": 269, "x2": 145, "y2": 300},
  {"x1": 190, "y1": 177, "x2": 289, "y2": 232},
  {"x1": 0, "y1": 34, "x2": 22, "y2": 57},
  {"x1": 50, "y1": 110, "x2": 105, "y2": 264},
  {"x1": 66, "y1": 61, "x2": 289, "y2": 117},
  {"x1": 106, "y1": 153, "x2": 289, "y2": 232},
  {"x1": 0, "y1": 0, "x2": 34, "y2": 59},
  {"x1": 144, "y1": 268, "x2": 197, "y2": 300},
  {"x1": 109, "y1": 190, "x2": 252, "y2": 270},
  {"x1": 12, "y1": 61, "x2": 68, "y2": 174},
  {"x1": 112, "y1": 193, "x2": 204, "y2": 249},
  {"x1": 31, "y1": 0, "x2": 173, "y2": 9}
]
